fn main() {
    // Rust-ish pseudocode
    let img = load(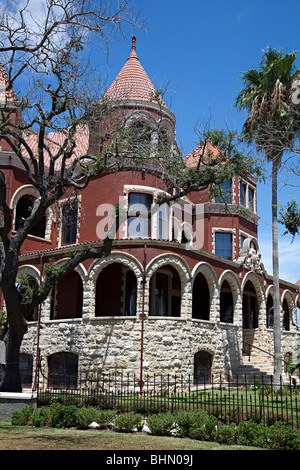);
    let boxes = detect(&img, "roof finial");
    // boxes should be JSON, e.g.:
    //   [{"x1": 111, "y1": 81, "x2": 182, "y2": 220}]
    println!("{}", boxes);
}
[{"x1": 132, "y1": 36, "x2": 136, "y2": 51}]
